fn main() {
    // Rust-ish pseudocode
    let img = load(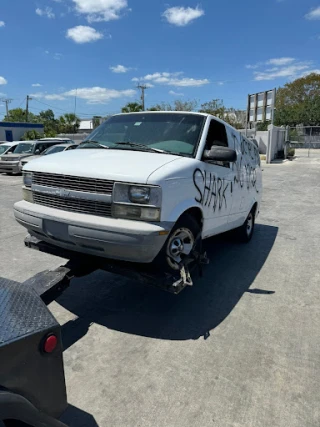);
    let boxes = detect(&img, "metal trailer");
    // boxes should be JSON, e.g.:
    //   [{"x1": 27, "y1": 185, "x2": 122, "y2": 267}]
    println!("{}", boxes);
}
[{"x1": 0, "y1": 234, "x2": 208, "y2": 426}]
